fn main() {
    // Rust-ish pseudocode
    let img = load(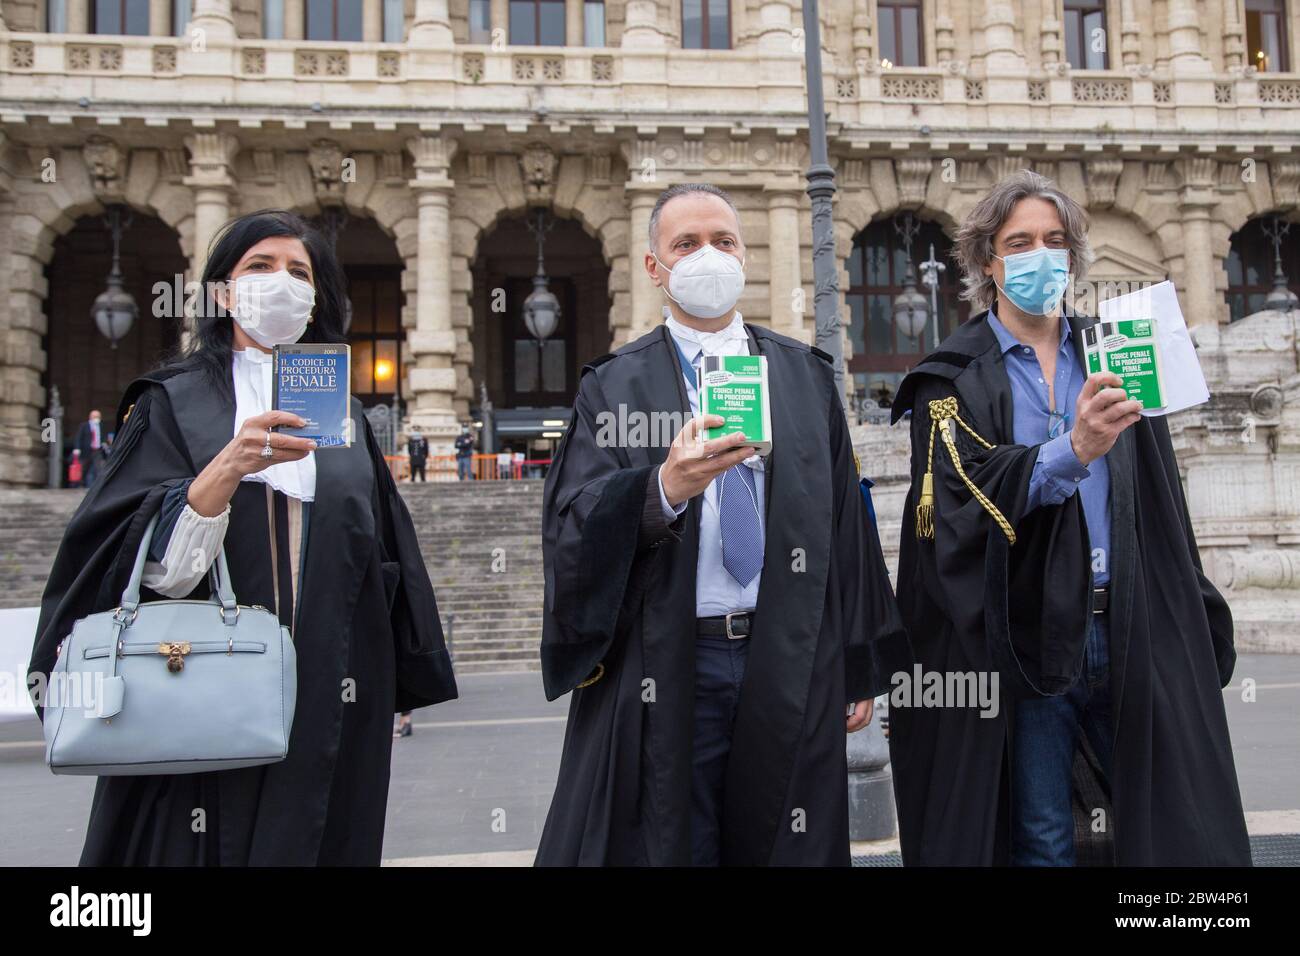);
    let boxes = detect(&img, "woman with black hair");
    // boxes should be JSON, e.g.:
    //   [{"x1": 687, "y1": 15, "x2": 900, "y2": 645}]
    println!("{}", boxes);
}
[{"x1": 29, "y1": 209, "x2": 457, "y2": 865}]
